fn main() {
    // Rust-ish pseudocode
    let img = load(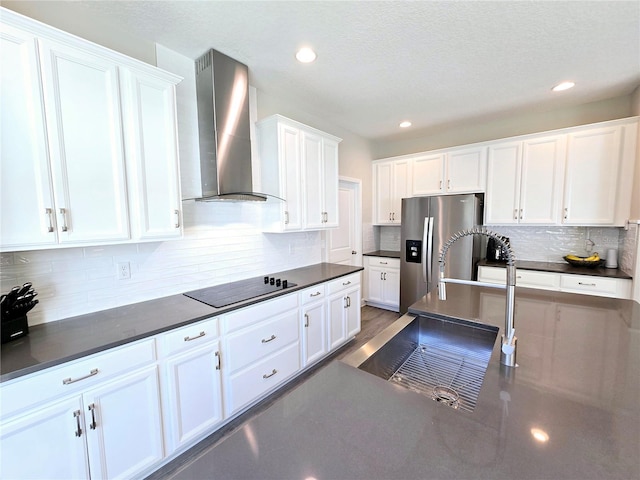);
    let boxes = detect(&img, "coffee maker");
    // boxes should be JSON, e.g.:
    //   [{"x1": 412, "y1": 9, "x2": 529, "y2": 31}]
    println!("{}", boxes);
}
[{"x1": 486, "y1": 236, "x2": 510, "y2": 263}]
